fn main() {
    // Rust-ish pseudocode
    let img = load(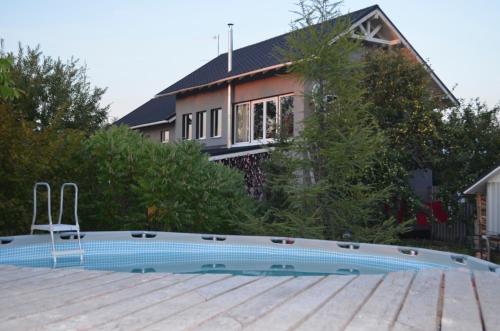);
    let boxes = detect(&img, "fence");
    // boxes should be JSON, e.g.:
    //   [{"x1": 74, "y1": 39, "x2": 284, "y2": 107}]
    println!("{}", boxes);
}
[{"x1": 430, "y1": 221, "x2": 468, "y2": 242}]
